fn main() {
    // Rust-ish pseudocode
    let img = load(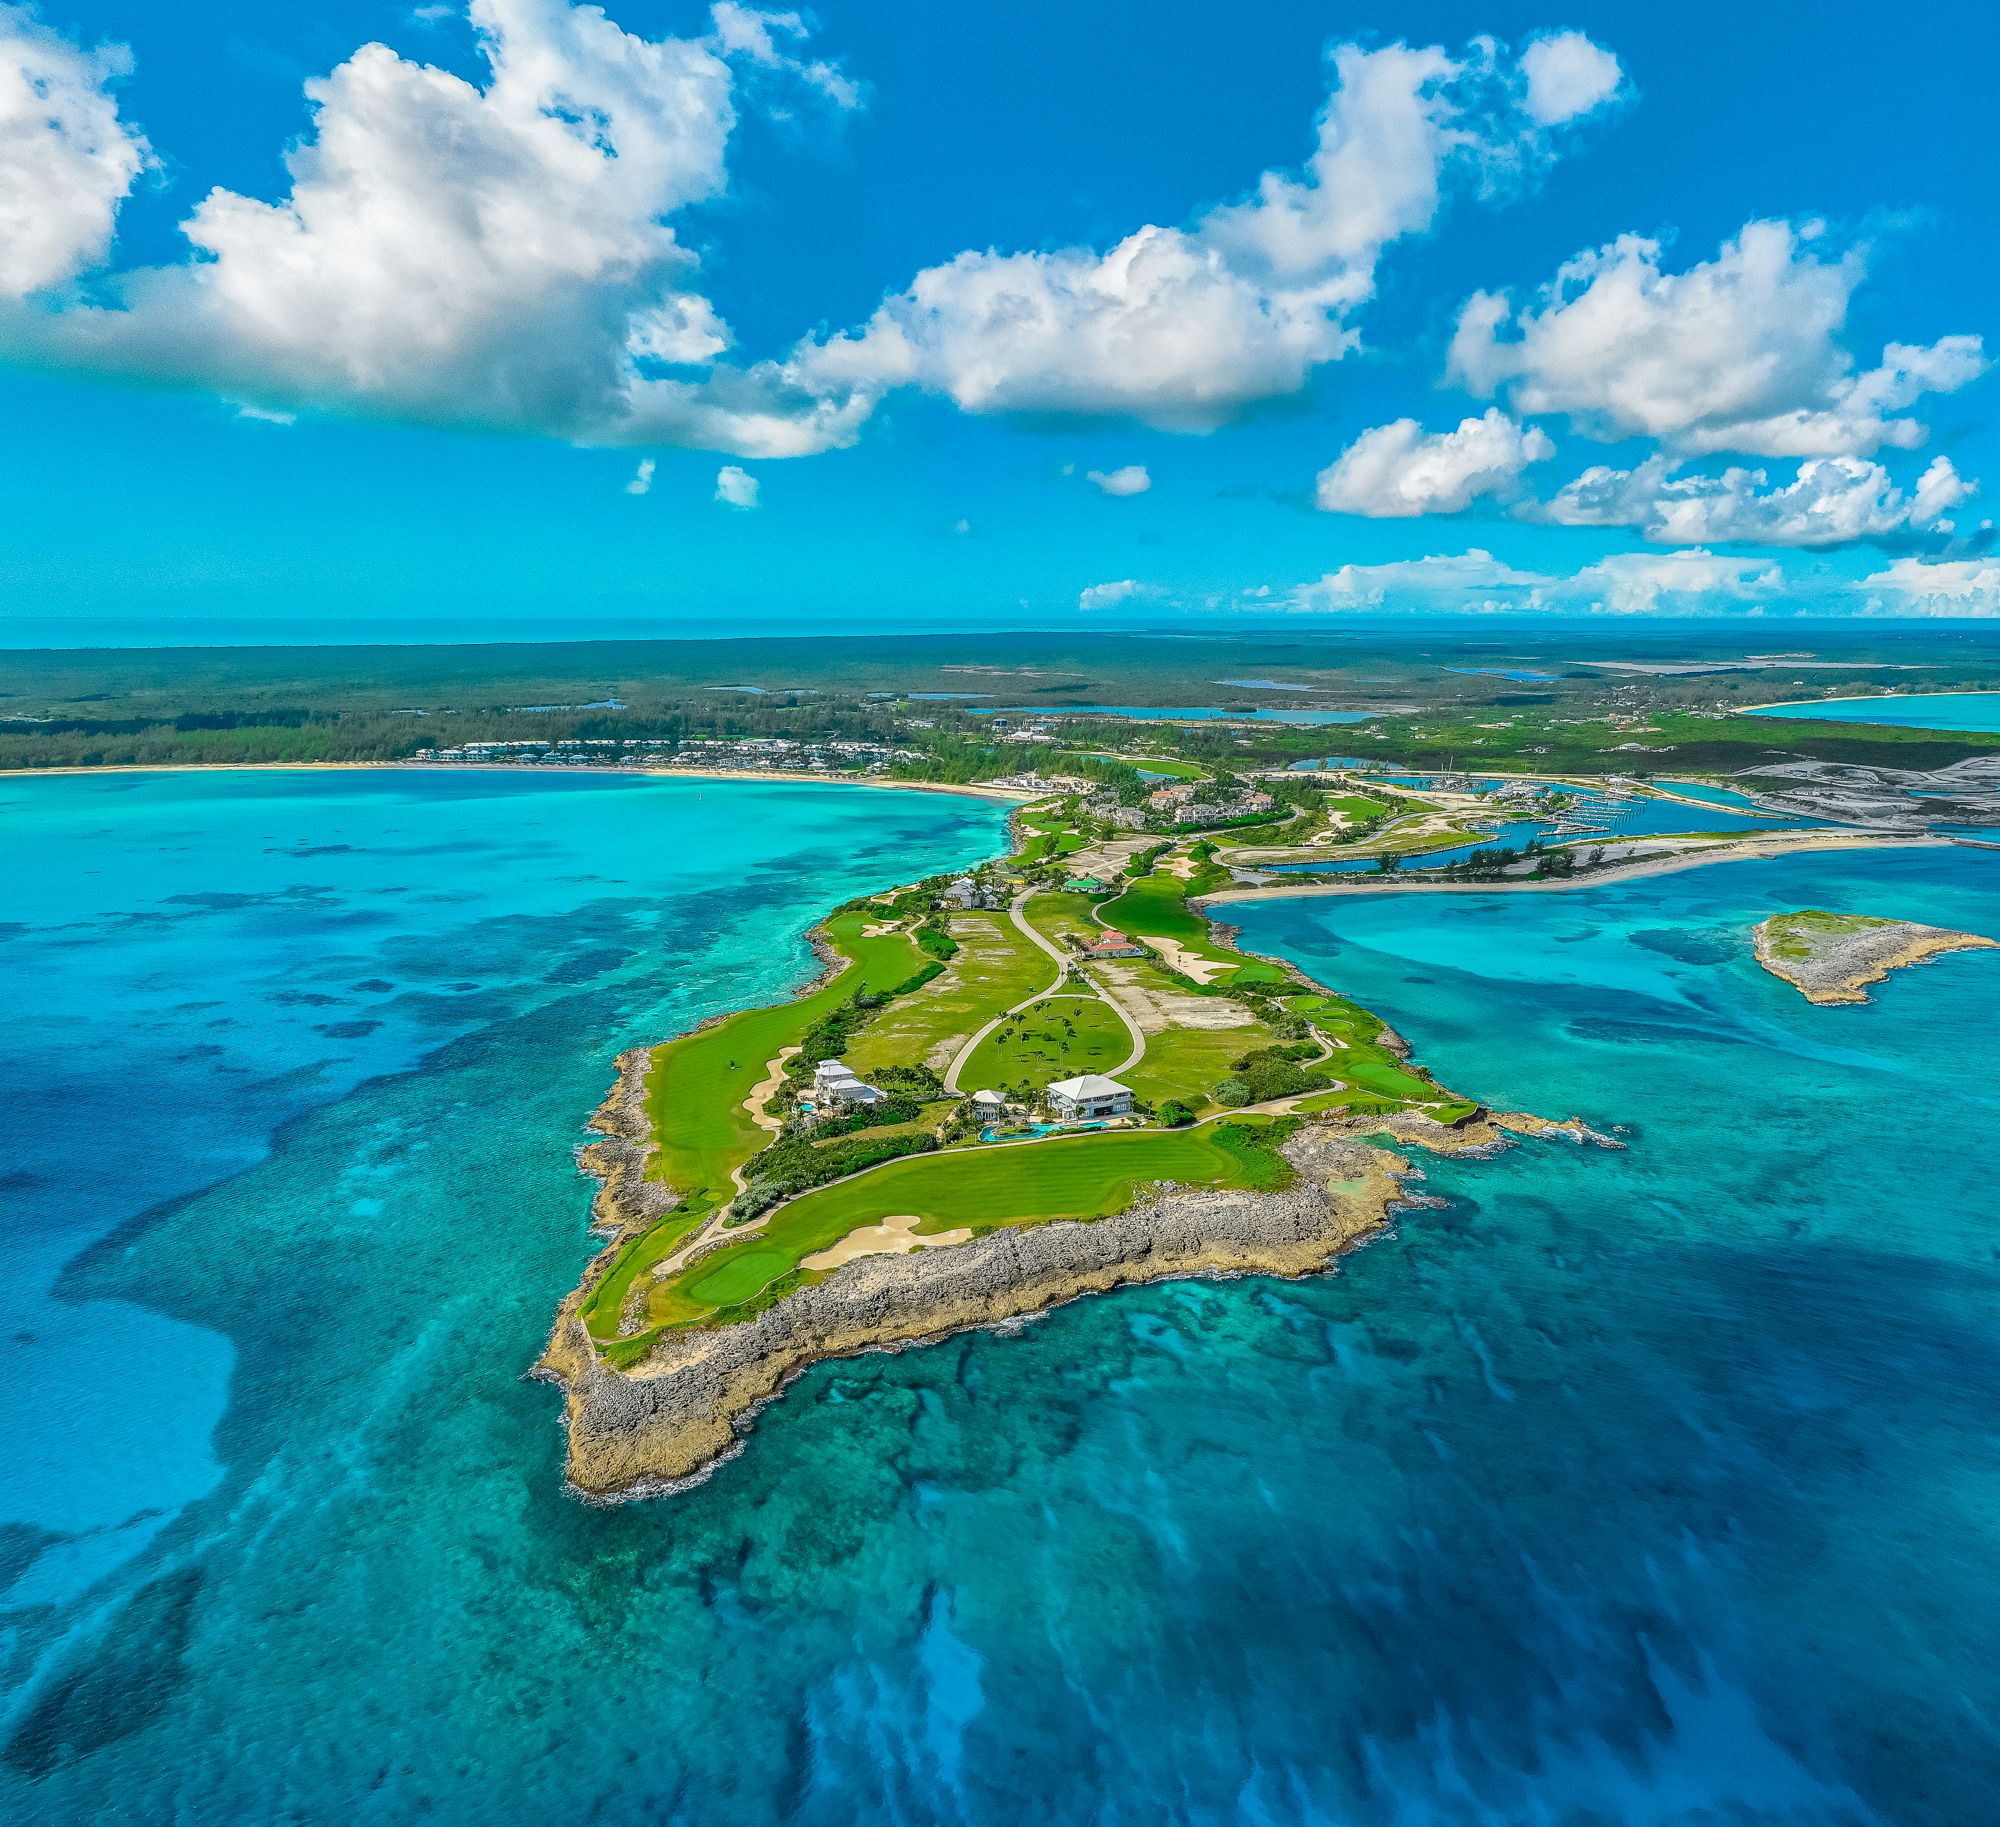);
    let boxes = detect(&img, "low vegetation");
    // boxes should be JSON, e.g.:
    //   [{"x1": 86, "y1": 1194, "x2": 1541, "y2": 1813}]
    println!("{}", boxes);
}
[
  {"x1": 582, "y1": 809, "x2": 1491, "y2": 1352},
  {"x1": 648, "y1": 1120, "x2": 1300, "y2": 1328},
  {"x1": 1759, "y1": 909, "x2": 1894, "y2": 959},
  {"x1": 959, "y1": 994, "x2": 1131, "y2": 1096},
  {"x1": 639, "y1": 912, "x2": 929, "y2": 1215}
]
